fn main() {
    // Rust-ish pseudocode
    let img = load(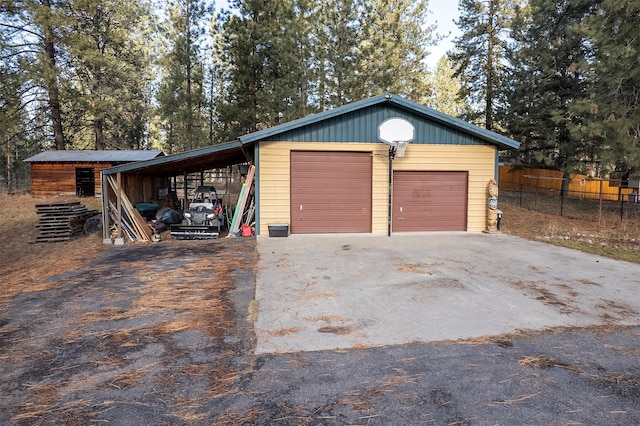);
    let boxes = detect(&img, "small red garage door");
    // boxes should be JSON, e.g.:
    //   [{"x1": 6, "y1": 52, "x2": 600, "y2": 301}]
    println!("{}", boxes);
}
[
  {"x1": 290, "y1": 151, "x2": 372, "y2": 233},
  {"x1": 393, "y1": 171, "x2": 468, "y2": 232}
]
